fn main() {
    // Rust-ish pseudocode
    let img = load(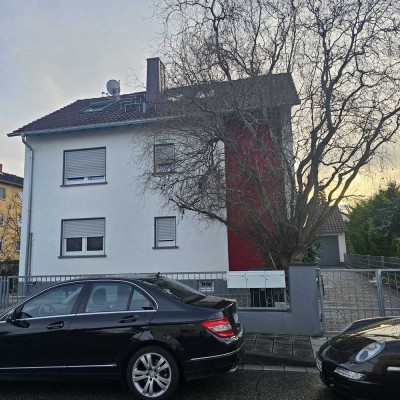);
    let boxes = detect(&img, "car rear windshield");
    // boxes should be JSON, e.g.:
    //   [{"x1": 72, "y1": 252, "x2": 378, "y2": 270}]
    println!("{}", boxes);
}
[{"x1": 145, "y1": 277, "x2": 206, "y2": 303}]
